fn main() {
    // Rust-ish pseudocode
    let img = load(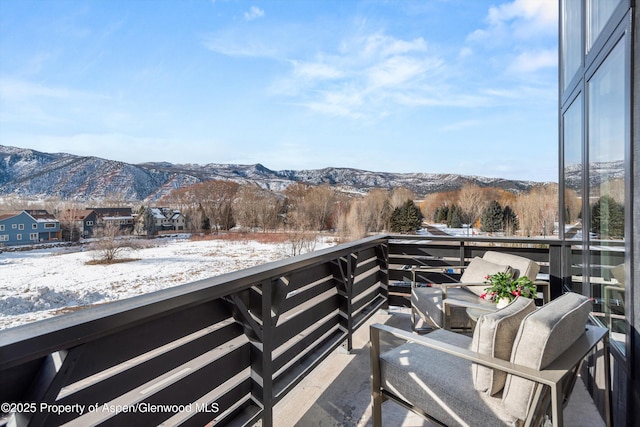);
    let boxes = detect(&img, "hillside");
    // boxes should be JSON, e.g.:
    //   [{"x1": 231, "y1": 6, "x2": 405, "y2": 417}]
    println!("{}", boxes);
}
[{"x1": 1, "y1": 145, "x2": 545, "y2": 201}]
